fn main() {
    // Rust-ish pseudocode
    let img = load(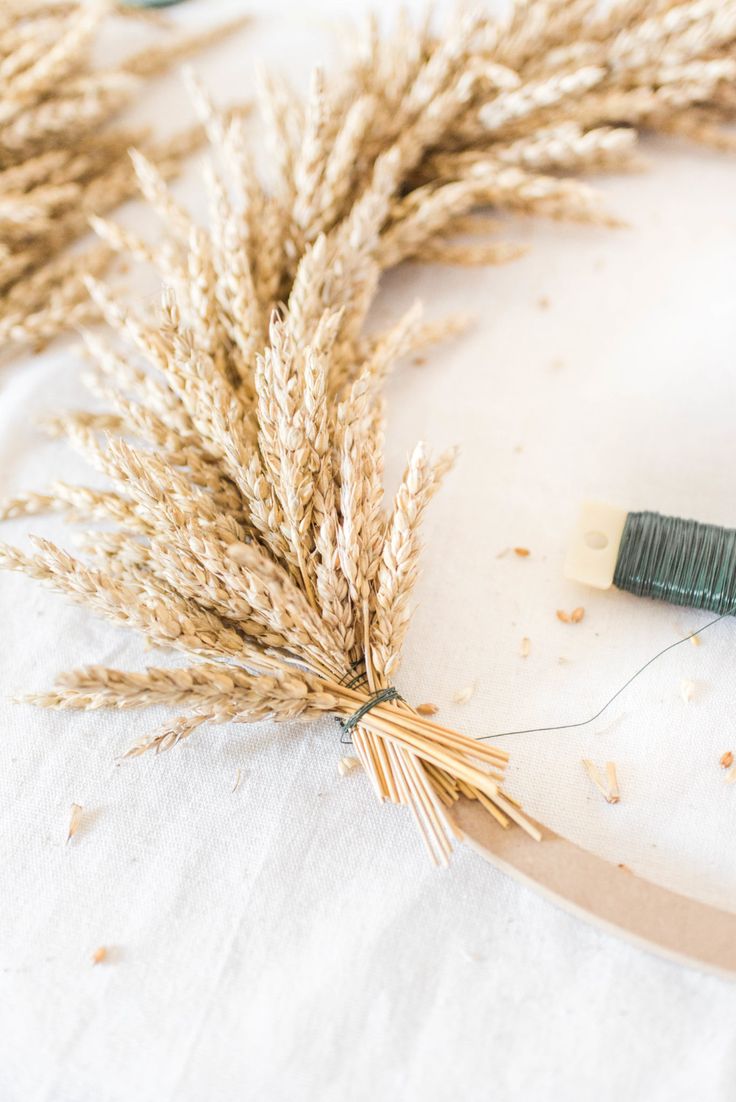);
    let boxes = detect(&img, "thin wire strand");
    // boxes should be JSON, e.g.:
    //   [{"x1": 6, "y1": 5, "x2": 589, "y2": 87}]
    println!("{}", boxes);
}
[{"x1": 477, "y1": 614, "x2": 726, "y2": 741}]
